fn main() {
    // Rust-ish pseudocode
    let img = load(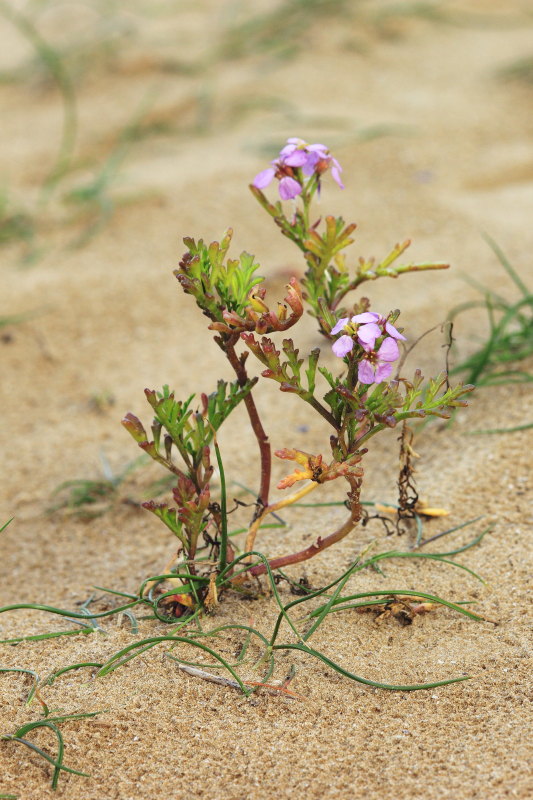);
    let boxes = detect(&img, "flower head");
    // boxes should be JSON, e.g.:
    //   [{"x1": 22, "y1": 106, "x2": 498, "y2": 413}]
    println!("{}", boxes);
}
[
  {"x1": 330, "y1": 311, "x2": 405, "y2": 384},
  {"x1": 358, "y1": 337, "x2": 400, "y2": 384},
  {"x1": 351, "y1": 312, "x2": 406, "y2": 349},
  {"x1": 253, "y1": 137, "x2": 344, "y2": 200}
]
